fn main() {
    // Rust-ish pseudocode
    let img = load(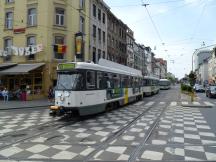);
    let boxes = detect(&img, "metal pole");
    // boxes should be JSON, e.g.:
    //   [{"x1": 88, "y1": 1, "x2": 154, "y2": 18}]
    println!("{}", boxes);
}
[
  {"x1": 192, "y1": 49, "x2": 197, "y2": 72},
  {"x1": 192, "y1": 52, "x2": 193, "y2": 72}
]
